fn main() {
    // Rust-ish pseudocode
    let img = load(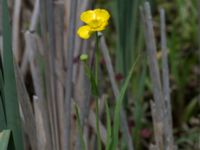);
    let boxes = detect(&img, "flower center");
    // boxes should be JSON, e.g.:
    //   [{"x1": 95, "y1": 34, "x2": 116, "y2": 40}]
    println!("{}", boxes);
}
[{"x1": 89, "y1": 19, "x2": 102, "y2": 29}]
